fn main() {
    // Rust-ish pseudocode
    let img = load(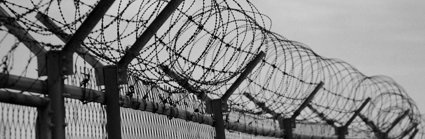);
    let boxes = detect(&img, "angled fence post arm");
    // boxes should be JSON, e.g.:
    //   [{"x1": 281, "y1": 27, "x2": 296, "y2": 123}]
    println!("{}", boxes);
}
[
  {"x1": 0, "y1": 7, "x2": 47, "y2": 76},
  {"x1": 408, "y1": 128, "x2": 419, "y2": 139},
  {"x1": 335, "y1": 98, "x2": 371, "y2": 139},
  {"x1": 118, "y1": 0, "x2": 184, "y2": 67},
  {"x1": 46, "y1": 51, "x2": 66, "y2": 139},
  {"x1": 291, "y1": 82, "x2": 324, "y2": 119},
  {"x1": 399, "y1": 123, "x2": 418, "y2": 139},
  {"x1": 114, "y1": 0, "x2": 183, "y2": 86},
  {"x1": 0, "y1": 90, "x2": 48, "y2": 107},
  {"x1": 103, "y1": 65, "x2": 122, "y2": 139},
  {"x1": 242, "y1": 92, "x2": 280, "y2": 118},
  {"x1": 0, "y1": 73, "x2": 288, "y2": 138},
  {"x1": 61, "y1": 0, "x2": 116, "y2": 74},
  {"x1": 160, "y1": 65, "x2": 212, "y2": 102},
  {"x1": 385, "y1": 110, "x2": 409, "y2": 134},
  {"x1": 344, "y1": 98, "x2": 371, "y2": 127},
  {"x1": 358, "y1": 114, "x2": 385, "y2": 138},
  {"x1": 35, "y1": 12, "x2": 105, "y2": 69},
  {"x1": 35, "y1": 12, "x2": 106, "y2": 85},
  {"x1": 221, "y1": 51, "x2": 265, "y2": 101},
  {"x1": 307, "y1": 104, "x2": 337, "y2": 127}
]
